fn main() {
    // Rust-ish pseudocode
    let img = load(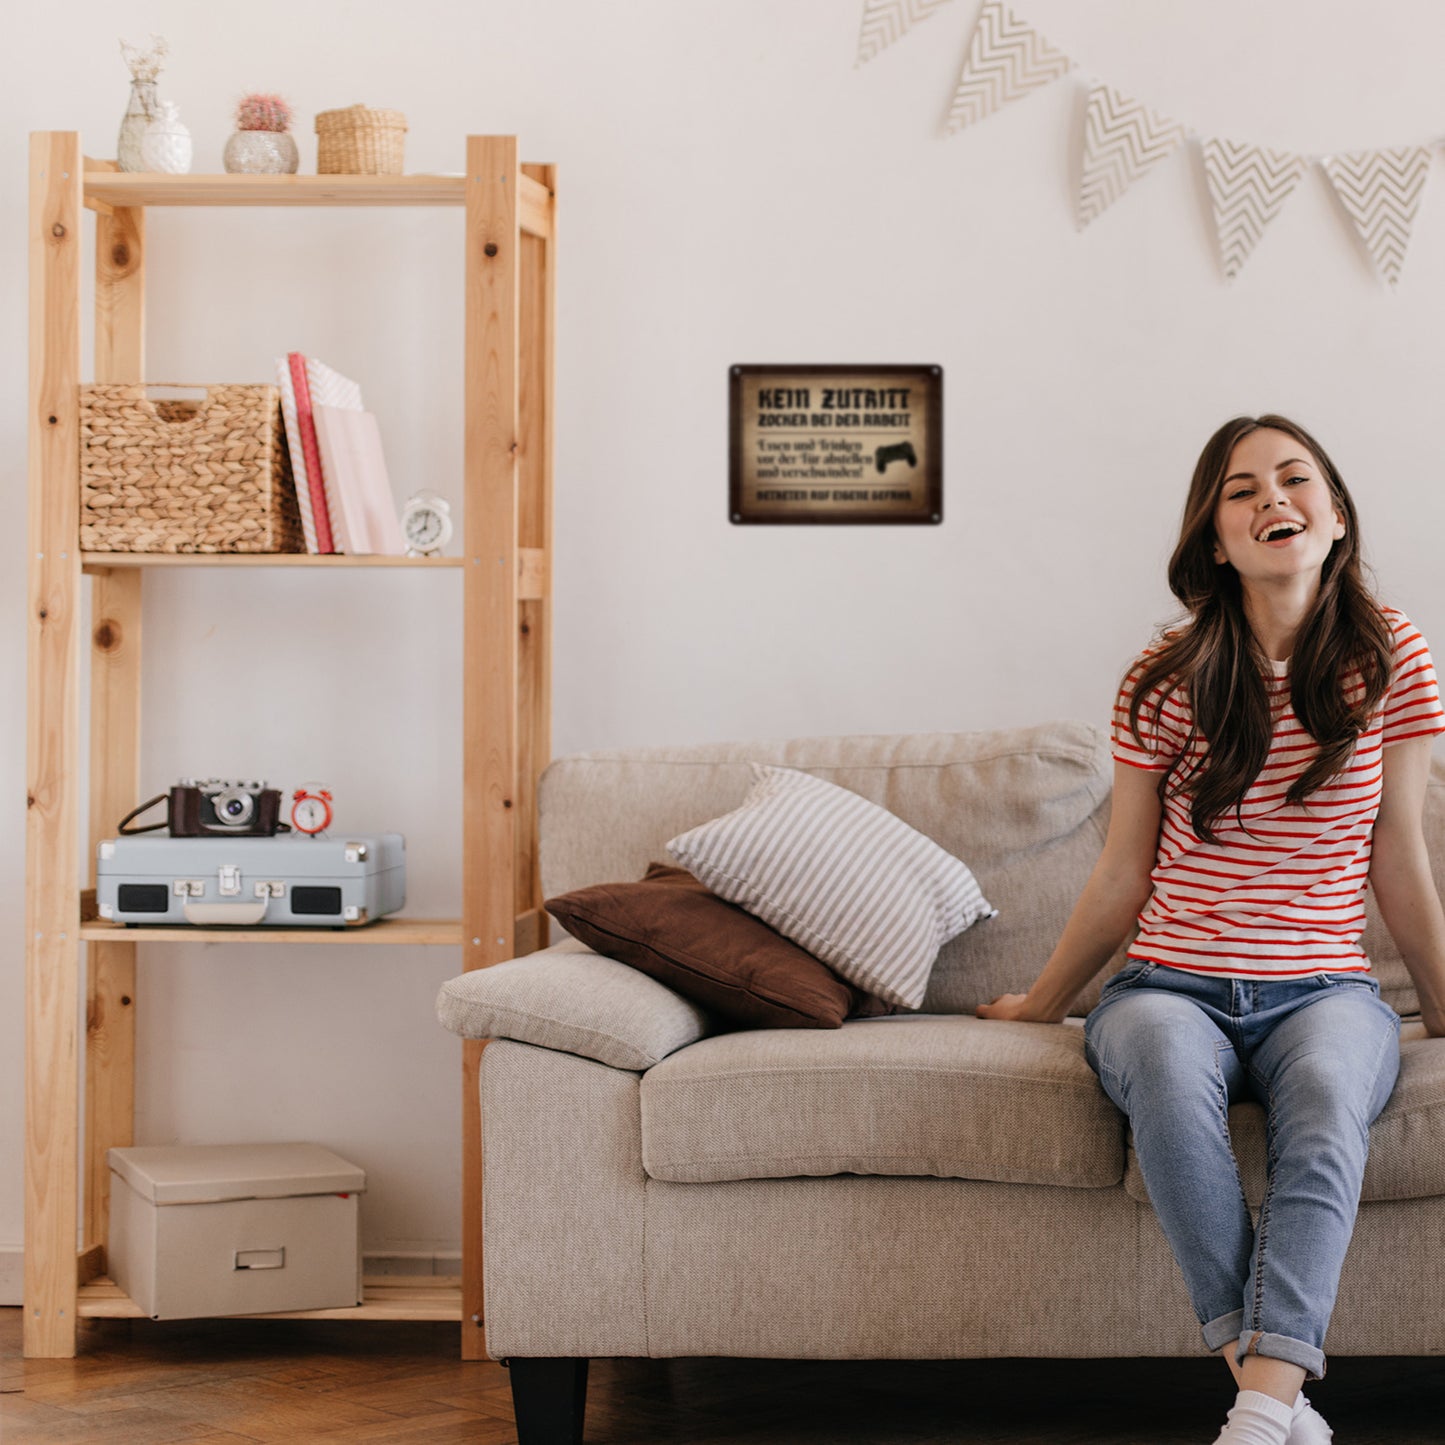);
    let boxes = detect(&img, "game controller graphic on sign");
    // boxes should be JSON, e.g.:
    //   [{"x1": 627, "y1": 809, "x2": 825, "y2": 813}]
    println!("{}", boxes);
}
[
  {"x1": 729, "y1": 365, "x2": 942, "y2": 525},
  {"x1": 874, "y1": 441, "x2": 918, "y2": 473}
]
